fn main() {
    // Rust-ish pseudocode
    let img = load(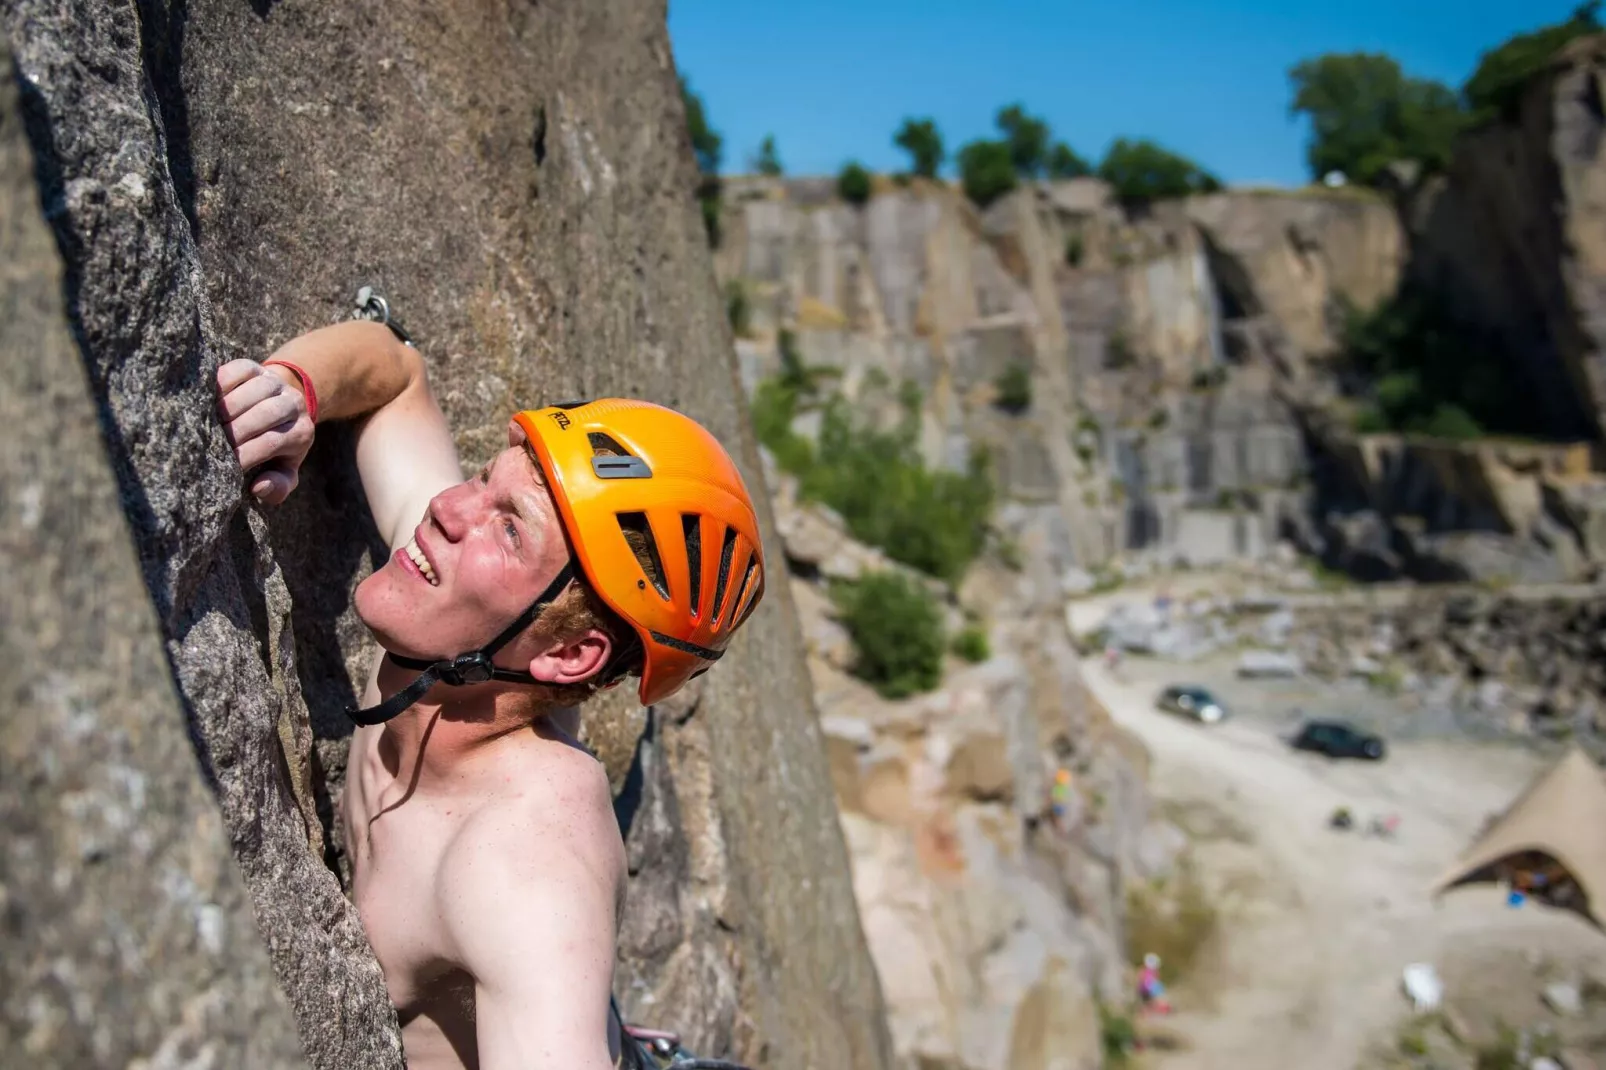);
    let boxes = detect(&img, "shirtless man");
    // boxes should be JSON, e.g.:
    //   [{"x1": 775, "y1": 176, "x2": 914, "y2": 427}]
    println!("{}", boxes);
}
[{"x1": 216, "y1": 318, "x2": 767, "y2": 1069}]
